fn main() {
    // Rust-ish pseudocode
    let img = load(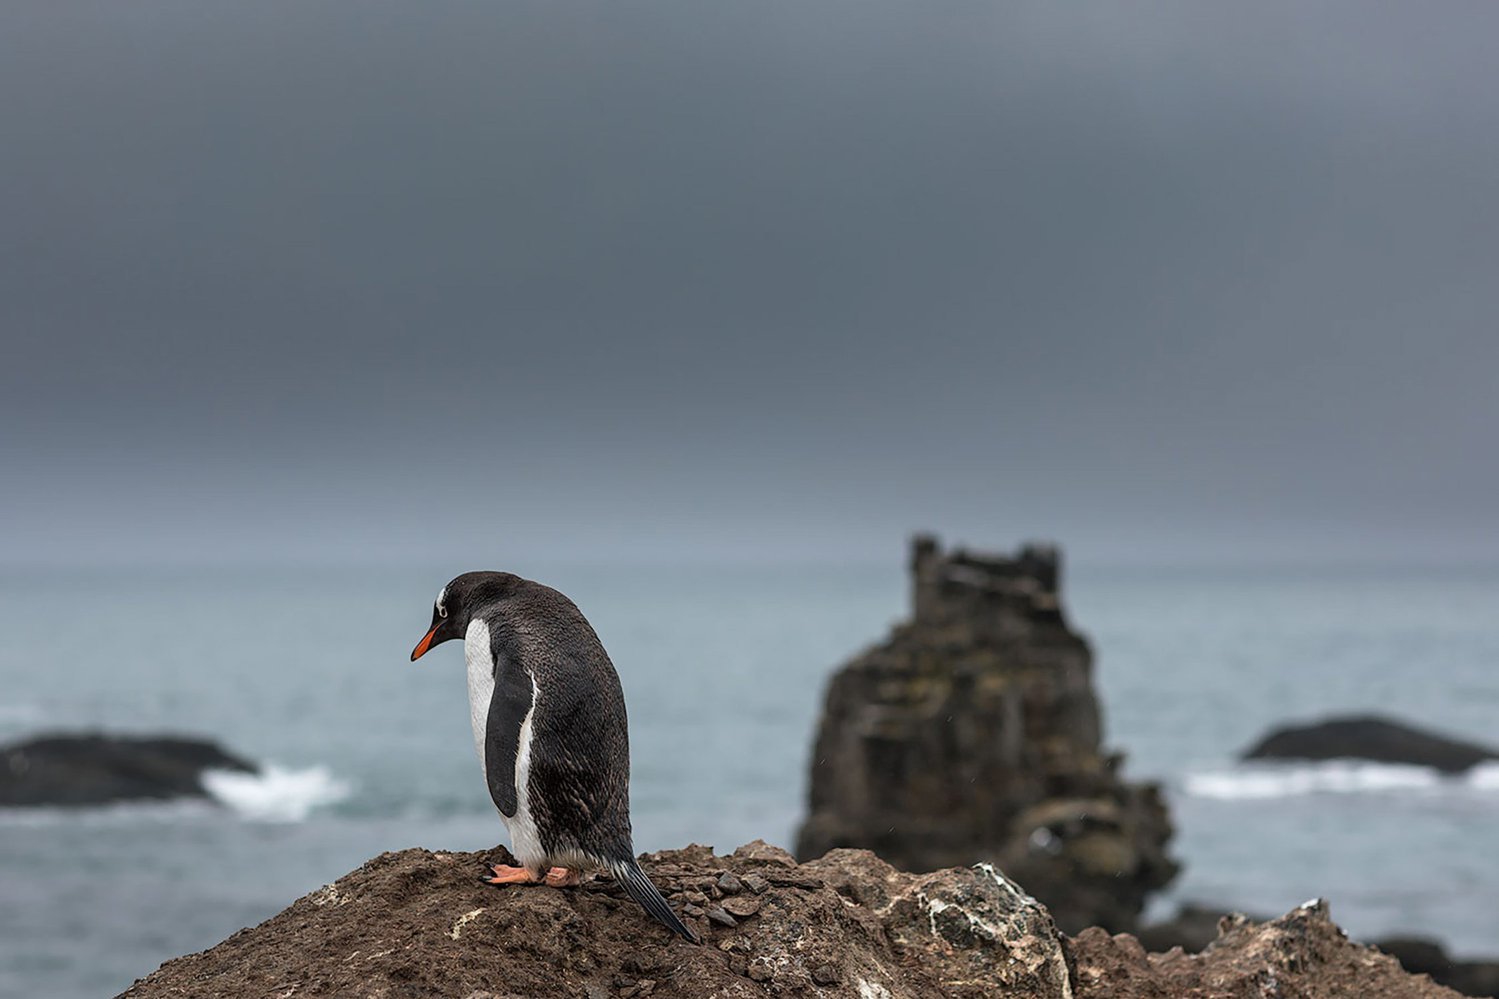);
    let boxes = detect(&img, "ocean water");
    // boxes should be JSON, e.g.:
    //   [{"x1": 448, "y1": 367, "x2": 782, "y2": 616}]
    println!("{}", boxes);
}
[{"x1": 1, "y1": 562, "x2": 1496, "y2": 997}]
